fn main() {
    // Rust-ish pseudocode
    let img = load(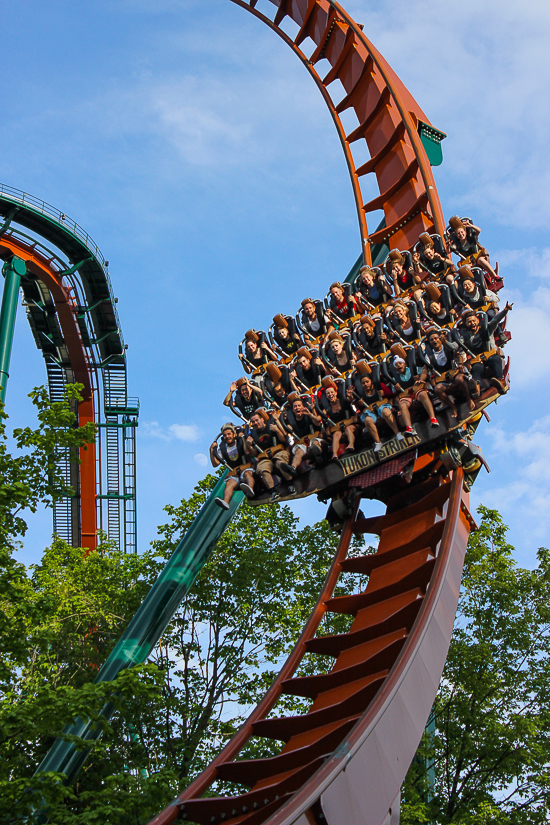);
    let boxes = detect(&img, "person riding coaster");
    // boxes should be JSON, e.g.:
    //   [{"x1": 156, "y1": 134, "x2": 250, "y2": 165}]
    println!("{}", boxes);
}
[
  {"x1": 291, "y1": 346, "x2": 327, "y2": 391},
  {"x1": 316, "y1": 375, "x2": 358, "y2": 460},
  {"x1": 282, "y1": 392, "x2": 325, "y2": 470},
  {"x1": 451, "y1": 266, "x2": 509, "y2": 346},
  {"x1": 453, "y1": 304, "x2": 513, "y2": 397},
  {"x1": 351, "y1": 360, "x2": 403, "y2": 449},
  {"x1": 451, "y1": 264, "x2": 498, "y2": 310},
  {"x1": 384, "y1": 249, "x2": 422, "y2": 297},
  {"x1": 418, "y1": 328, "x2": 476, "y2": 417},
  {"x1": 261, "y1": 361, "x2": 295, "y2": 407},
  {"x1": 210, "y1": 422, "x2": 256, "y2": 510},
  {"x1": 320, "y1": 330, "x2": 357, "y2": 376},
  {"x1": 296, "y1": 298, "x2": 334, "y2": 343},
  {"x1": 223, "y1": 377, "x2": 265, "y2": 422},
  {"x1": 418, "y1": 282, "x2": 456, "y2": 328},
  {"x1": 412, "y1": 232, "x2": 455, "y2": 284},
  {"x1": 446, "y1": 216, "x2": 502, "y2": 291},
  {"x1": 246, "y1": 408, "x2": 298, "y2": 501},
  {"x1": 353, "y1": 265, "x2": 393, "y2": 311},
  {"x1": 382, "y1": 344, "x2": 439, "y2": 435},
  {"x1": 239, "y1": 329, "x2": 279, "y2": 375},
  {"x1": 351, "y1": 314, "x2": 388, "y2": 359},
  {"x1": 387, "y1": 299, "x2": 423, "y2": 344},
  {"x1": 269, "y1": 314, "x2": 303, "y2": 360},
  {"x1": 325, "y1": 281, "x2": 360, "y2": 324}
]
